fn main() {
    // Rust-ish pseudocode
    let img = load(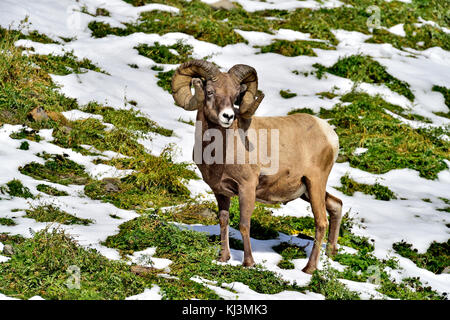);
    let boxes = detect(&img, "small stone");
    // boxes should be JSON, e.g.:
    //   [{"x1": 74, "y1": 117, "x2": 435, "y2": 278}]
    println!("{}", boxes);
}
[
  {"x1": 131, "y1": 265, "x2": 155, "y2": 276},
  {"x1": 197, "y1": 208, "x2": 217, "y2": 220},
  {"x1": 3, "y1": 244, "x2": 14, "y2": 255},
  {"x1": 209, "y1": 0, "x2": 235, "y2": 10},
  {"x1": 60, "y1": 126, "x2": 72, "y2": 134},
  {"x1": 28, "y1": 106, "x2": 49, "y2": 122},
  {"x1": 102, "y1": 178, "x2": 121, "y2": 192}
]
